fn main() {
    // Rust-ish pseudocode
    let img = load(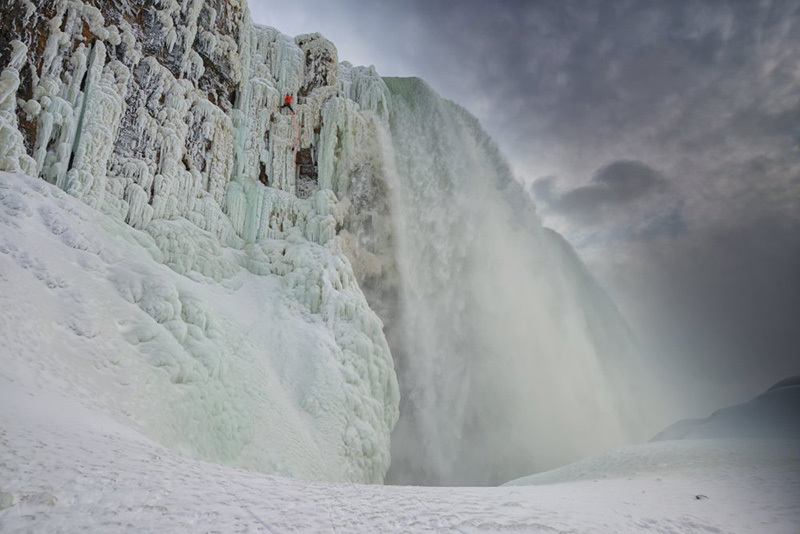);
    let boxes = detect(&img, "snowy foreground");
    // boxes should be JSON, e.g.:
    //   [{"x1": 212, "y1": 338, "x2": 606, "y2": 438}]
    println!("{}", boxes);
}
[
  {"x1": 0, "y1": 173, "x2": 796, "y2": 532},
  {"x1": 1, "y1": 375, "x2": 796, "y2": 533}
]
